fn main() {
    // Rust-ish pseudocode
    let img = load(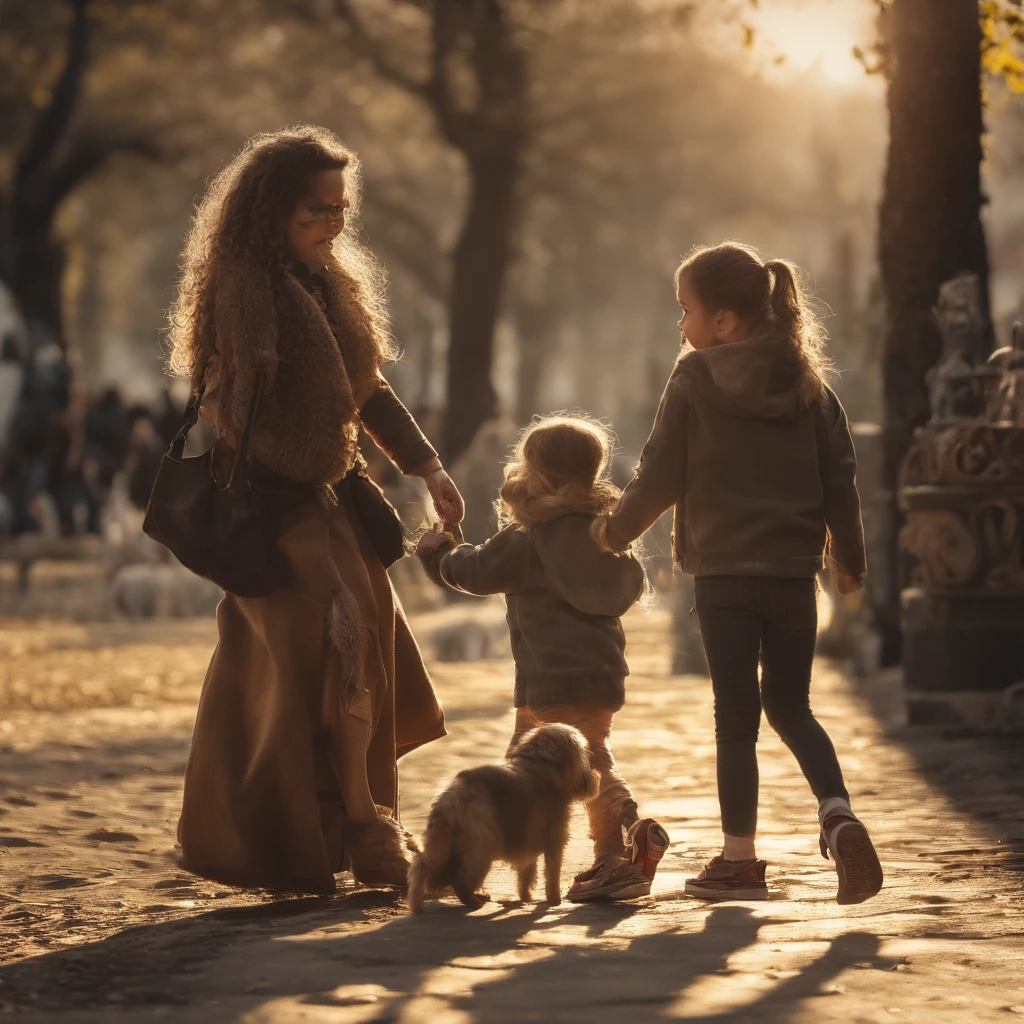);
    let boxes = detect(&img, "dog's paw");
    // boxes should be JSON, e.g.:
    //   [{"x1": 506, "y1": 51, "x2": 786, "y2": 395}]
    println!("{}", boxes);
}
[
  {"x1": 455, "y1": 887, "x2": 490, "y2": 910},
  {"x1": 543, "y1": 892, "x2": 562, "y2": 906}
]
